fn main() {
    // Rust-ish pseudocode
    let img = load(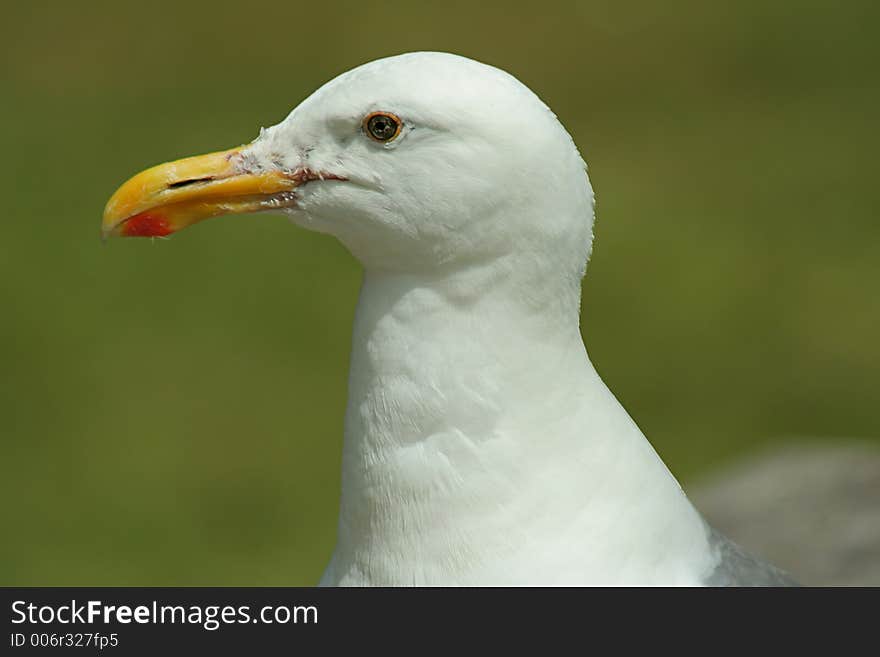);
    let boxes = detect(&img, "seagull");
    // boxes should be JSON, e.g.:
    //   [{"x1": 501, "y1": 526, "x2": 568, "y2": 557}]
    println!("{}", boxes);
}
[{"x1": 103, "y1": 52, "x2": 796, "y2": 586}]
